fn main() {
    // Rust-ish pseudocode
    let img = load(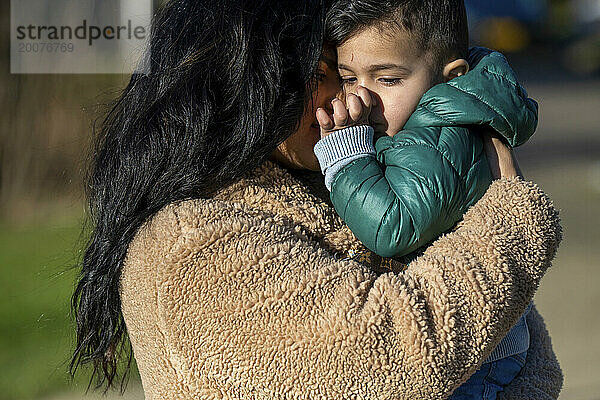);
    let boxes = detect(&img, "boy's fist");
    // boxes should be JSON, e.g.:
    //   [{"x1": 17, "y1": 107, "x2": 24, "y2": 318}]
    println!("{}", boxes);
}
[{"x1": 316, "y1": 85, "x2": 376, "y2": 139}]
